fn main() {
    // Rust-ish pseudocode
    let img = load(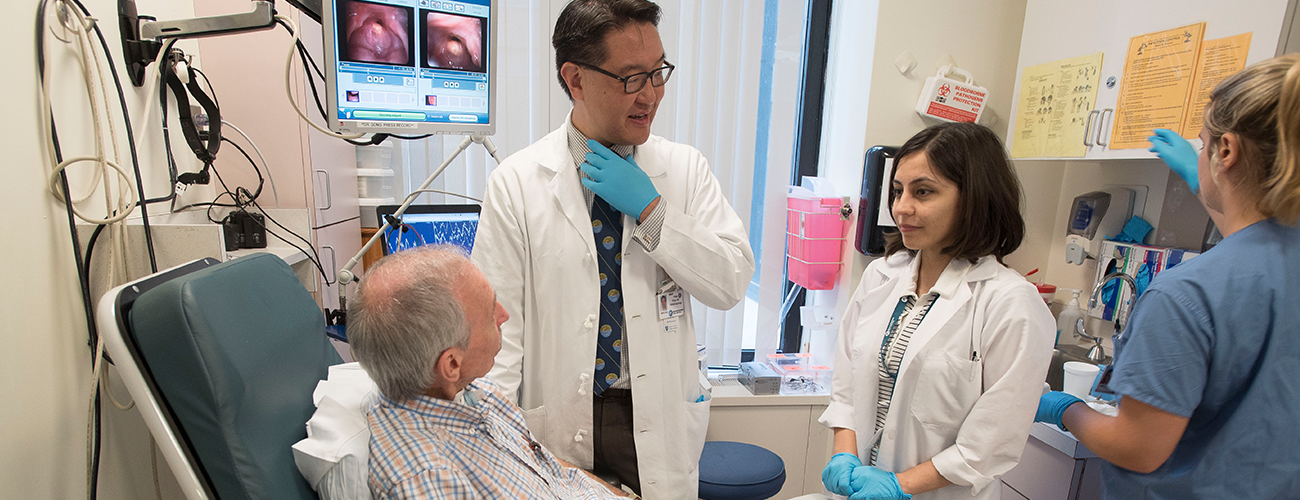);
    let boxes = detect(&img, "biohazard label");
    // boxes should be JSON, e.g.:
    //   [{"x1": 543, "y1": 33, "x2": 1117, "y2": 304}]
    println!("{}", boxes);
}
[{"x1": 923, "y1": 81, "x2": 987, "y2": 123}]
